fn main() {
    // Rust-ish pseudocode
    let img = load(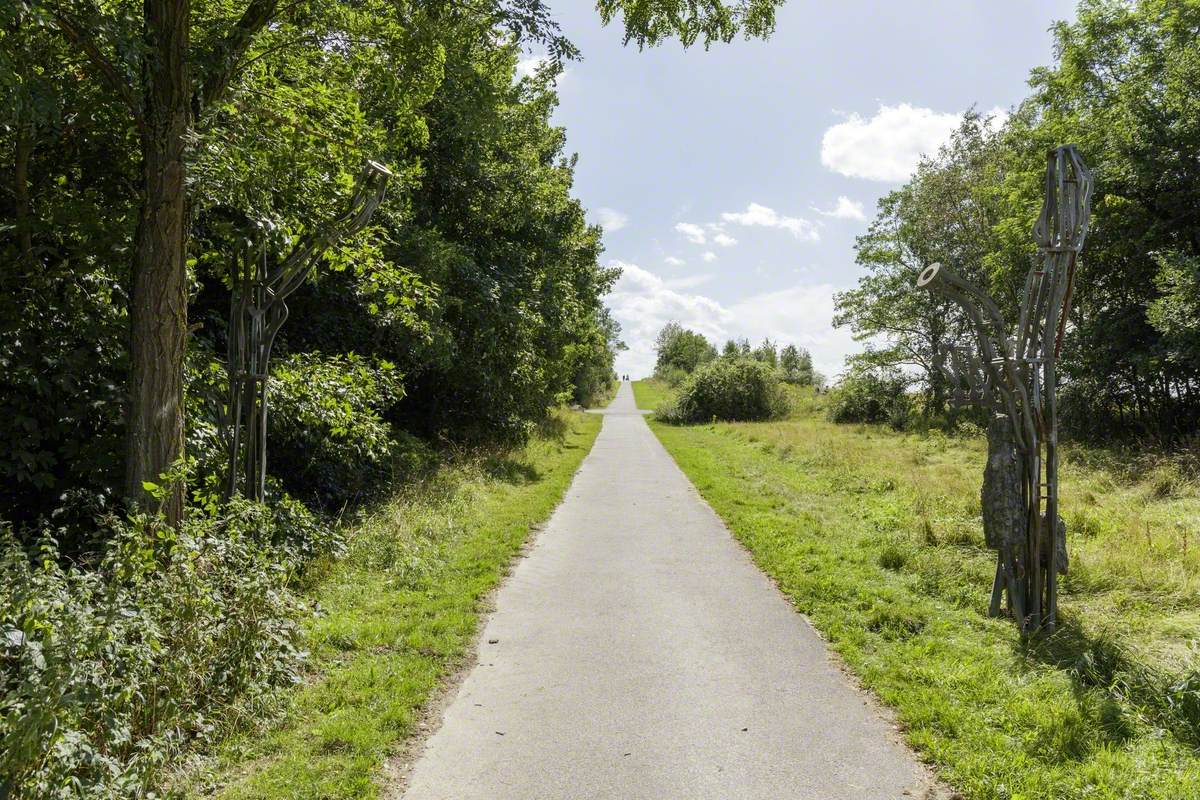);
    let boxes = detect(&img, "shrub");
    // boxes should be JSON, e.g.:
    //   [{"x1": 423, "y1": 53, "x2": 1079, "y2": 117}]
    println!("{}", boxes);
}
[
  {"x1": 656, "y1": 364, "x2": 690, "y2": 387},
  {"x1": 267, "y1": 353, "x2": 412, "y2": 509},
  {"x1": 0, "y1": 501, "x2": 315, "y2": 799},
  {"x1": 0, "y1": 265, "x2": 127, "y2": 544},
  {"x1": 657, "y1": 359, "x2": 790, "y2": 424},
  {"x1": 827, "y1": 367, "x2": 912, "y2": 429}
]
